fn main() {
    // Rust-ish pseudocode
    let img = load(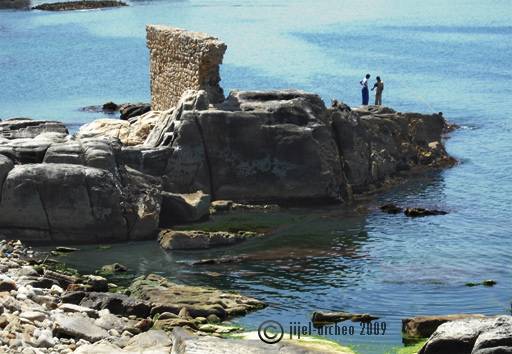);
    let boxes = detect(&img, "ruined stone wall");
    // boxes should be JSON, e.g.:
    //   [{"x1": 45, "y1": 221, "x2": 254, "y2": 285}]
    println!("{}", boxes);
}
[{"x1": 146, "y1": 25, "x2": 227, "y2": 111}]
